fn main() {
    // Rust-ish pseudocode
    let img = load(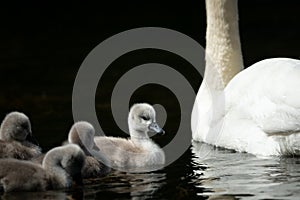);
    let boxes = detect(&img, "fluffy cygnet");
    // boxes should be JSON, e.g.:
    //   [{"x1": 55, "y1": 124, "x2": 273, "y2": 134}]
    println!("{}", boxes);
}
[
  {"x1": 94, "y1": 103, "x2": 165, "y2": 169},
  {"x1": 68, "y1": 121, "x2": 110, "y2": 178},
  {"x1": 0, "y1": 112, "x2": 41, "y2": 160},
  {"x1": 0, "y1": 144, "x2": 85, "y2": 192}
]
